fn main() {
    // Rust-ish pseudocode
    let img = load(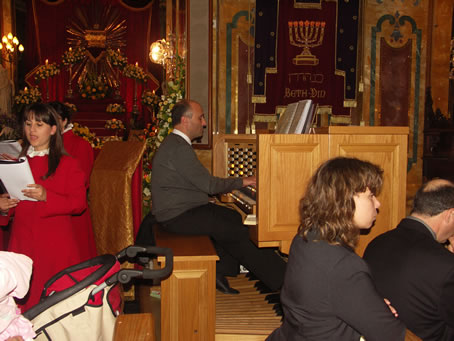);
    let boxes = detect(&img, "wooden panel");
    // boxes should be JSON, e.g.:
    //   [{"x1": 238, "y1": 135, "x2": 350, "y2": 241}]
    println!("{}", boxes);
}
[
  {"x1": 114, "y1": 313, "x2": 155, "y2": 341},
  {"x1": 160, "y1": 262, "x2": 217, "y2": 341},
  {"x1": 156, "y1": 228, "x2": 218, "y2": 341},
  {"x1": 327, "y1": 126, "x2": 409, "y2": 135},
  {"x1": 256, "y1": 134, "x2": 329, "y2": 253},
  {"x1": 329, "y1": 130, "x2": 408, "y2": 256}
]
